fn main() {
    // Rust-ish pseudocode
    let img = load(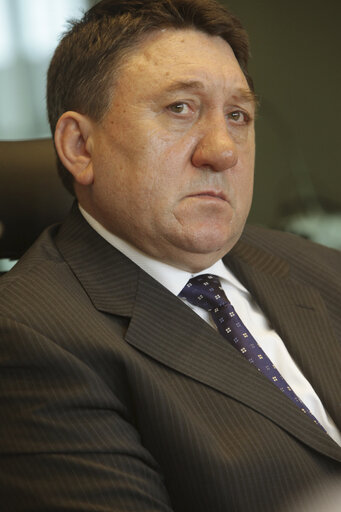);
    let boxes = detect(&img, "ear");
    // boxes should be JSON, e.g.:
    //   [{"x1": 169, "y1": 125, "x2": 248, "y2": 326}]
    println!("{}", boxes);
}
[{"x1": 54, "y1": 112, "x2": 94, "y2": 186}]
